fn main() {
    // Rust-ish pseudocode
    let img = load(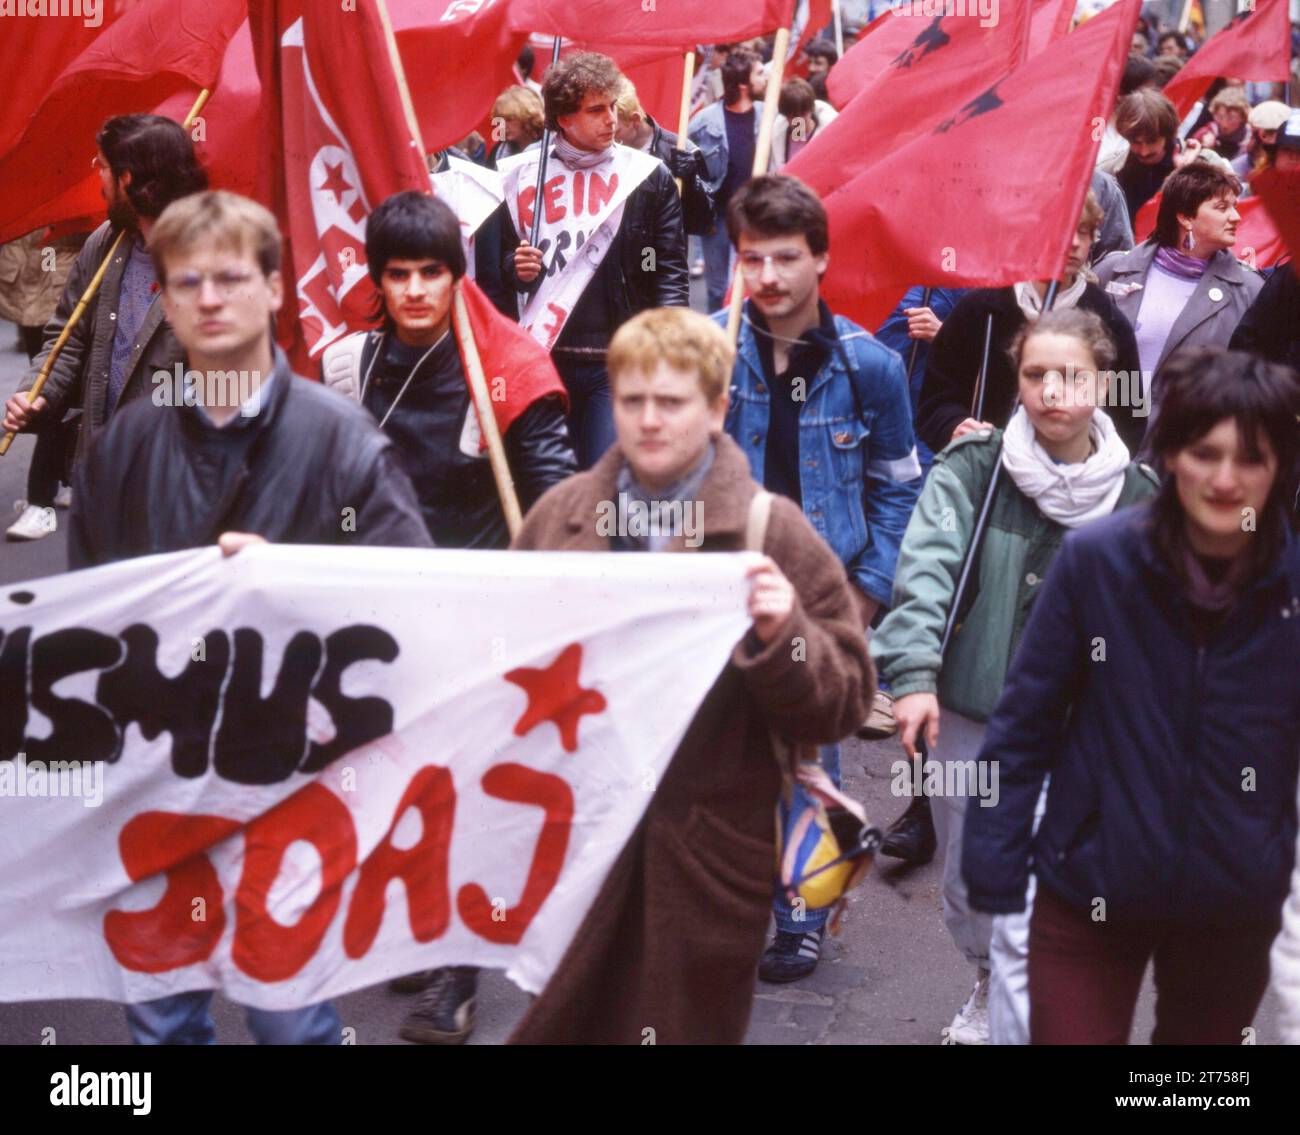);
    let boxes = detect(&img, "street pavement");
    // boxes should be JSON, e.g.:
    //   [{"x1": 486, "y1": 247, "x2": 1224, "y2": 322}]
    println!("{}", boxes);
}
[{"x1": 0, "y1": 319, "x2": 1284, "y2": 1045}]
